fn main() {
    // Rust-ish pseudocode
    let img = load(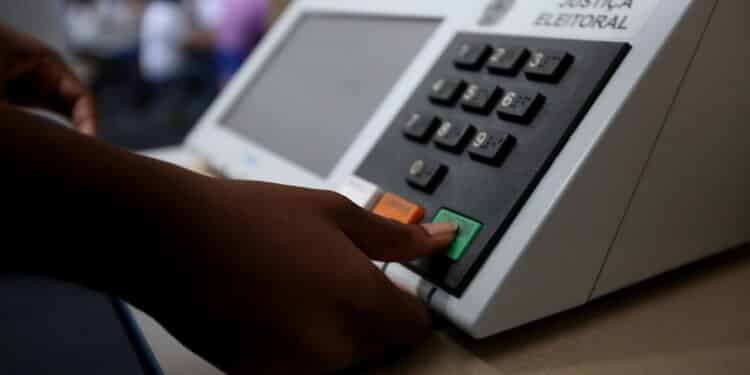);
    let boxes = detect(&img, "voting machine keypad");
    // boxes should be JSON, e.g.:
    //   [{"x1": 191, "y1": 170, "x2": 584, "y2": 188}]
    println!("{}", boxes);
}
[{"x1": 356, "y1": 34, "x2": 630, "y2": 296}]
